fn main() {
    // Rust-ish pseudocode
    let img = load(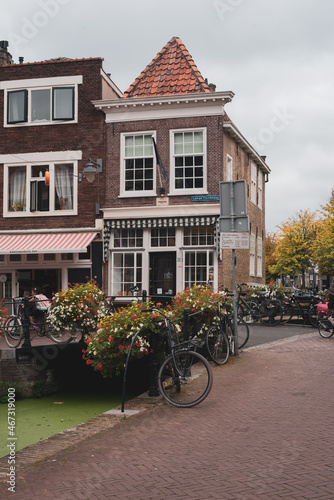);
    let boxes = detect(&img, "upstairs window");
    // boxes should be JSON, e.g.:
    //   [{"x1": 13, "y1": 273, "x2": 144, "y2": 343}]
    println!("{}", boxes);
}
[
  {"x1": 7, "y1": 86, "x2": 74, "y2": 125},
  {"x1": 5, "y1": 162, "x2": 77, "y2": 217},
  {"x1": 170, "y1": 128, "x2": 206, "y2": 194},
  {"x1": 1, "y1": 75, "x2": 82, "y2": 127},
  {"x1": 120, "y1": 133, "x2": 155, "y2": 197}
]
